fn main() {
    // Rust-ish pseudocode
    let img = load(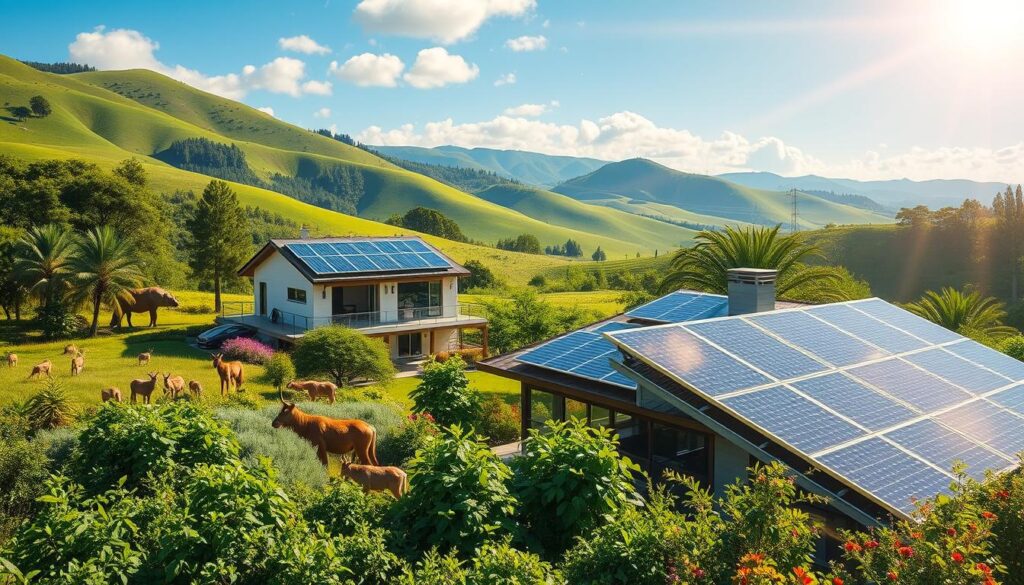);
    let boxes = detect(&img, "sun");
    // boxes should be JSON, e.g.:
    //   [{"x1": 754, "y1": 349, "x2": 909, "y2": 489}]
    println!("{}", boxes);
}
[{"x1": 938, "y1": 0, "x2": 1024, "y2": 56}]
